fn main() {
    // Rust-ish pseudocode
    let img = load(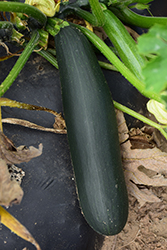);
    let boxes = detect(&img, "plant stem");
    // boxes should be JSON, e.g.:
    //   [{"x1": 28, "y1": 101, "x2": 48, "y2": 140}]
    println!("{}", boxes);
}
[
  {"x1": 68, "y1": 7, "x2": 144, "y2": 79},
  {"x1": 0, "y1": 2, "x2": 46, "y2": 27},
  {"x1": 0, "y1": 31, "x2": 40, "y2": 97},
  {"x1": 114, "y1": 101, "x2": 167, "y2": 140},
  {"x1": 67, "y1": 5, "x2": 98, "y2": 25},
  {"x1": 72, "y1": 23, "x2": 162, "y2": 103},
  {"x1": 110, "y1": 6, "x2": 167, "y2": 29},
  {"x1": 36, "y1": 49, "x2": 58, "y2": 69},
  {"x1": 102, "y1": 9, "x2": 145, "y2": 80},
  {"x1": 98, "y1": 61, "x2": 118, "y2": 71},
  {"x1": 88, "y1": 0, "x2": 105, "y2": 26}
]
